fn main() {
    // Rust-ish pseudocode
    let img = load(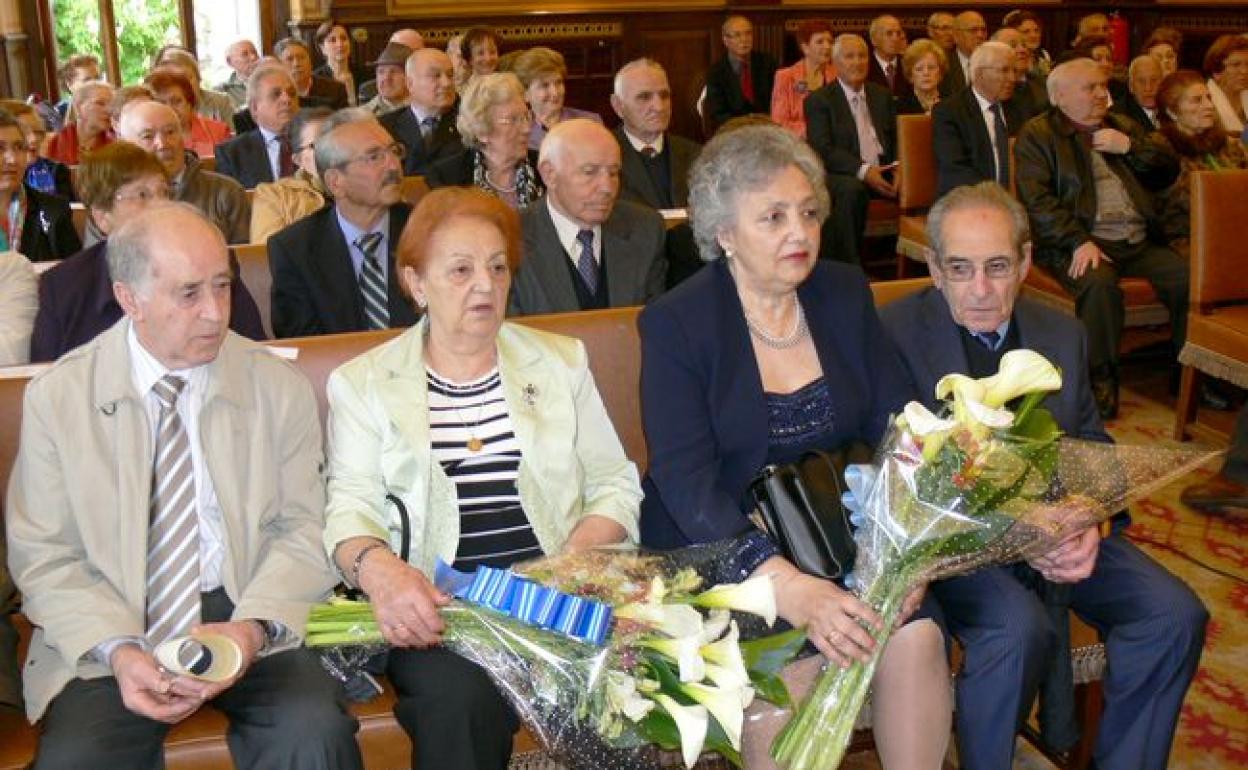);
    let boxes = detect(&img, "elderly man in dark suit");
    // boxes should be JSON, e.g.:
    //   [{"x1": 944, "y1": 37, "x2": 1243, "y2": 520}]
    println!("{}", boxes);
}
[
  {"x1": 941, "y1": 10, "x2": 988, "y2": 95},
  {"x1": 379, "y1": 48, "x2": 463, "y2": 176},
  {"x1": 881, "y1": 181, "x2": 1207, "y2": 770},
  {"x1": 1116, "y1": 55, "x2": 1164, "y2": 130},
  {"x1": 511, "y1": 119, "x2": 665, "y2": 315},
  {"x1": 933, "y1": 41, "x2": 1022, "y2": 196},
  {"x1": 703, "y1": 16, "x2": 777, "y2": 129},
  {"x1": 215, "y1": 63, "x2": 299, "y2": 190},
  {"x1": 805, "y1": 33, "x2": 897, "y2": 265},
  {"x1": 269, "y1": 110, "x2": 418, "y2": 338},
  {"x1": 866, "y1": 14, "x2": 909, "y2": 97},
  {"x1": 1015, "y1": 57, "x2": 1187, "y2": 419}
]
